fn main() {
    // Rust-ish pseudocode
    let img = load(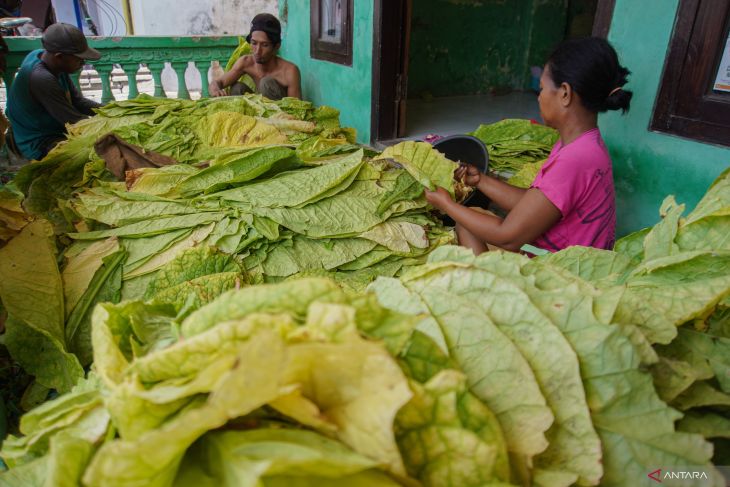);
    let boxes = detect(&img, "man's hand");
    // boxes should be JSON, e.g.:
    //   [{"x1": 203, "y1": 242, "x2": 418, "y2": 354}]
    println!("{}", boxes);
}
[
  {"x1": 455, "y1": 164, "x2": 482, "y2": 187},
  {"x1": 424, "y1": 186, "x2": 454, "y2": 212},
  {"x1": 208, "y1": 81, "x2": 226, "y2": 97}
]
